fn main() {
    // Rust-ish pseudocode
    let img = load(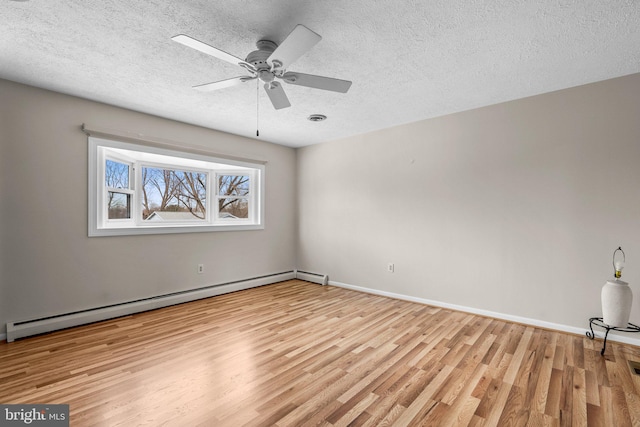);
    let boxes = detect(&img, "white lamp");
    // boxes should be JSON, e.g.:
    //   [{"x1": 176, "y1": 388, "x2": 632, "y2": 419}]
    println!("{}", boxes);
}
[{"x1": 601, "y1": 247, "x2": 633, "y2": 327}]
